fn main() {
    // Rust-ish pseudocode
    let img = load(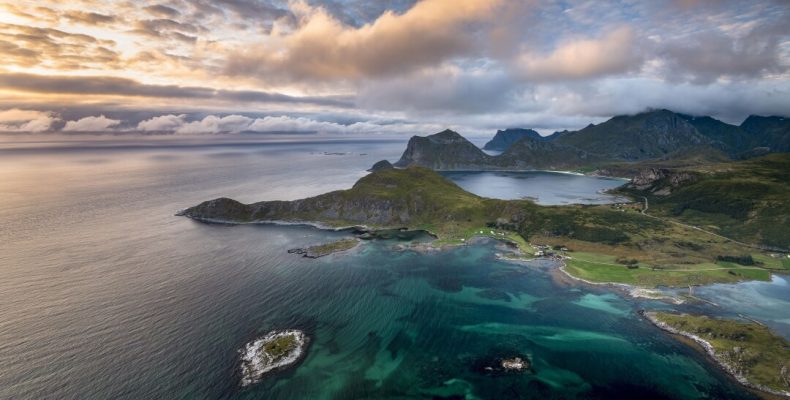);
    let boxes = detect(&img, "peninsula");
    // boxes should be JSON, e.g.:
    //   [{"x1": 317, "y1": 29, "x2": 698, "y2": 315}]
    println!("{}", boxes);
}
[
  {"x1": 179, "y1": 154, "x2": 789, "y2": 288},
  {"x1": 644, "y1": 312, "x2": 790, "y2": 398}
]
